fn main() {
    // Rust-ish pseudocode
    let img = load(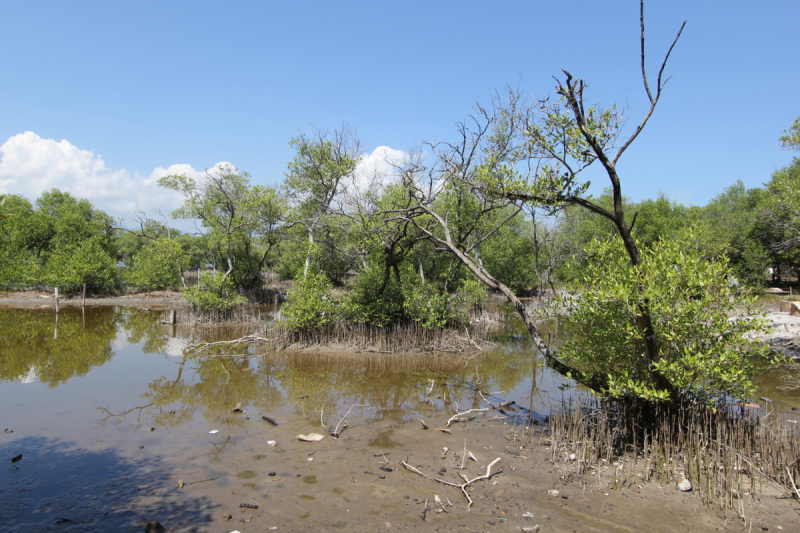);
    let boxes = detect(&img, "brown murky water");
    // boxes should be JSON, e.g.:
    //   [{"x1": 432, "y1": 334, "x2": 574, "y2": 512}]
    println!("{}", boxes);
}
[{"x1": 1, "y1": 306, "x2": 797, "y2": 532}]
